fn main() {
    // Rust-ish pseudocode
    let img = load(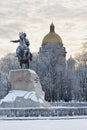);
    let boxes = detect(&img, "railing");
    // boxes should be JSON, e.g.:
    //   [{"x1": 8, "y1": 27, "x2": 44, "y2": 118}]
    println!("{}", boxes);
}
[{"x1": 0, "y1": 107, "x2": 87, "y2": 117}]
